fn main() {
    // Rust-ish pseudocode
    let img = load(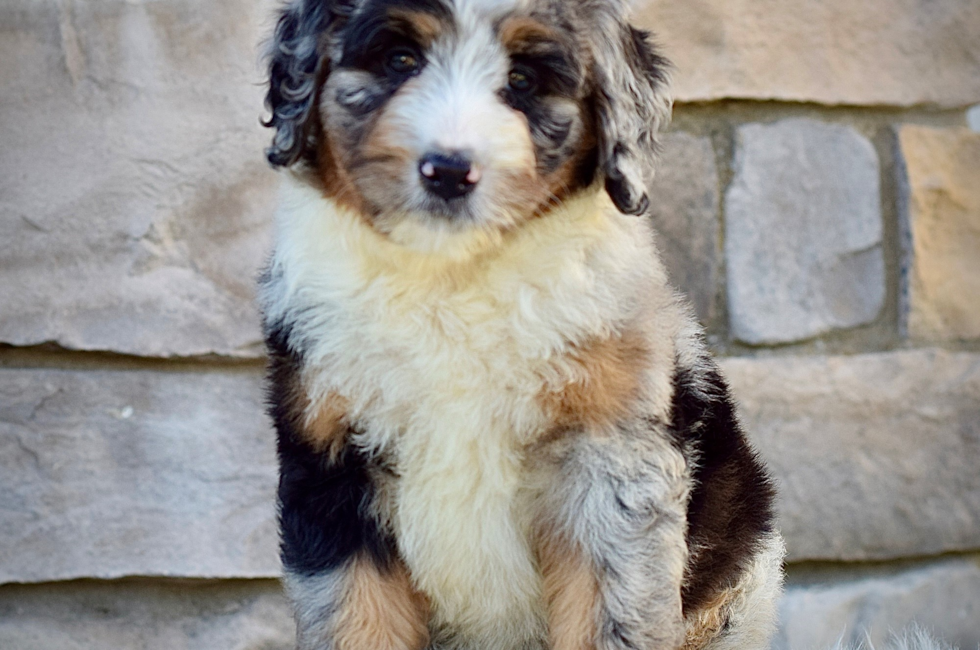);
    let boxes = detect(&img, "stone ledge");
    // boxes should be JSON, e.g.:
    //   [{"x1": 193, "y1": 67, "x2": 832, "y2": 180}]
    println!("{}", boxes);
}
[
  {"x1": 3, "y1": 350, "x2": 978, "y2": 583},
  {"x1": 1, "y1": 558, "x2": 977, "y2": 650},
  {"x1": 0, "y1": 579, "x2": 293, "y2": 650},
  {"x1": 632, "y1": 0, "x2": 980, "y2": 107},
  {"x1": 722, "y1": 349, "x2": 980, "y2": 563},
  {"x1": 0, "y1": 368, "x2": 279, "y2": 584},
  {"x1": 775, "y1": 555, "x2": 980, "y2": 650}
]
